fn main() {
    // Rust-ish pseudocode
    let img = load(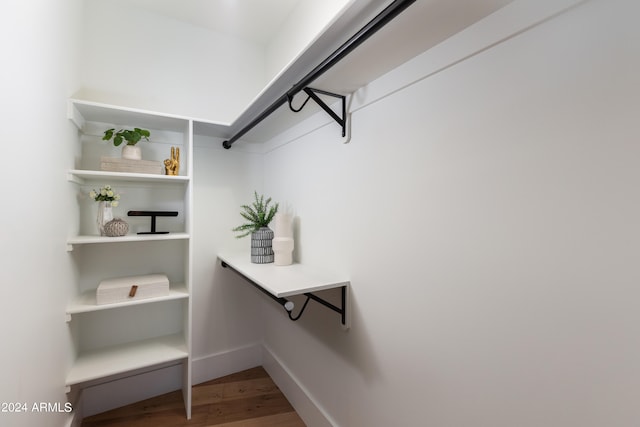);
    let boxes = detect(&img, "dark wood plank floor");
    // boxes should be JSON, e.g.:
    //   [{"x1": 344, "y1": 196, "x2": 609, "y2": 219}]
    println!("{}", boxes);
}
[{"x1": 82, "y1": 367, "x2": 306, "y2": 427}]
